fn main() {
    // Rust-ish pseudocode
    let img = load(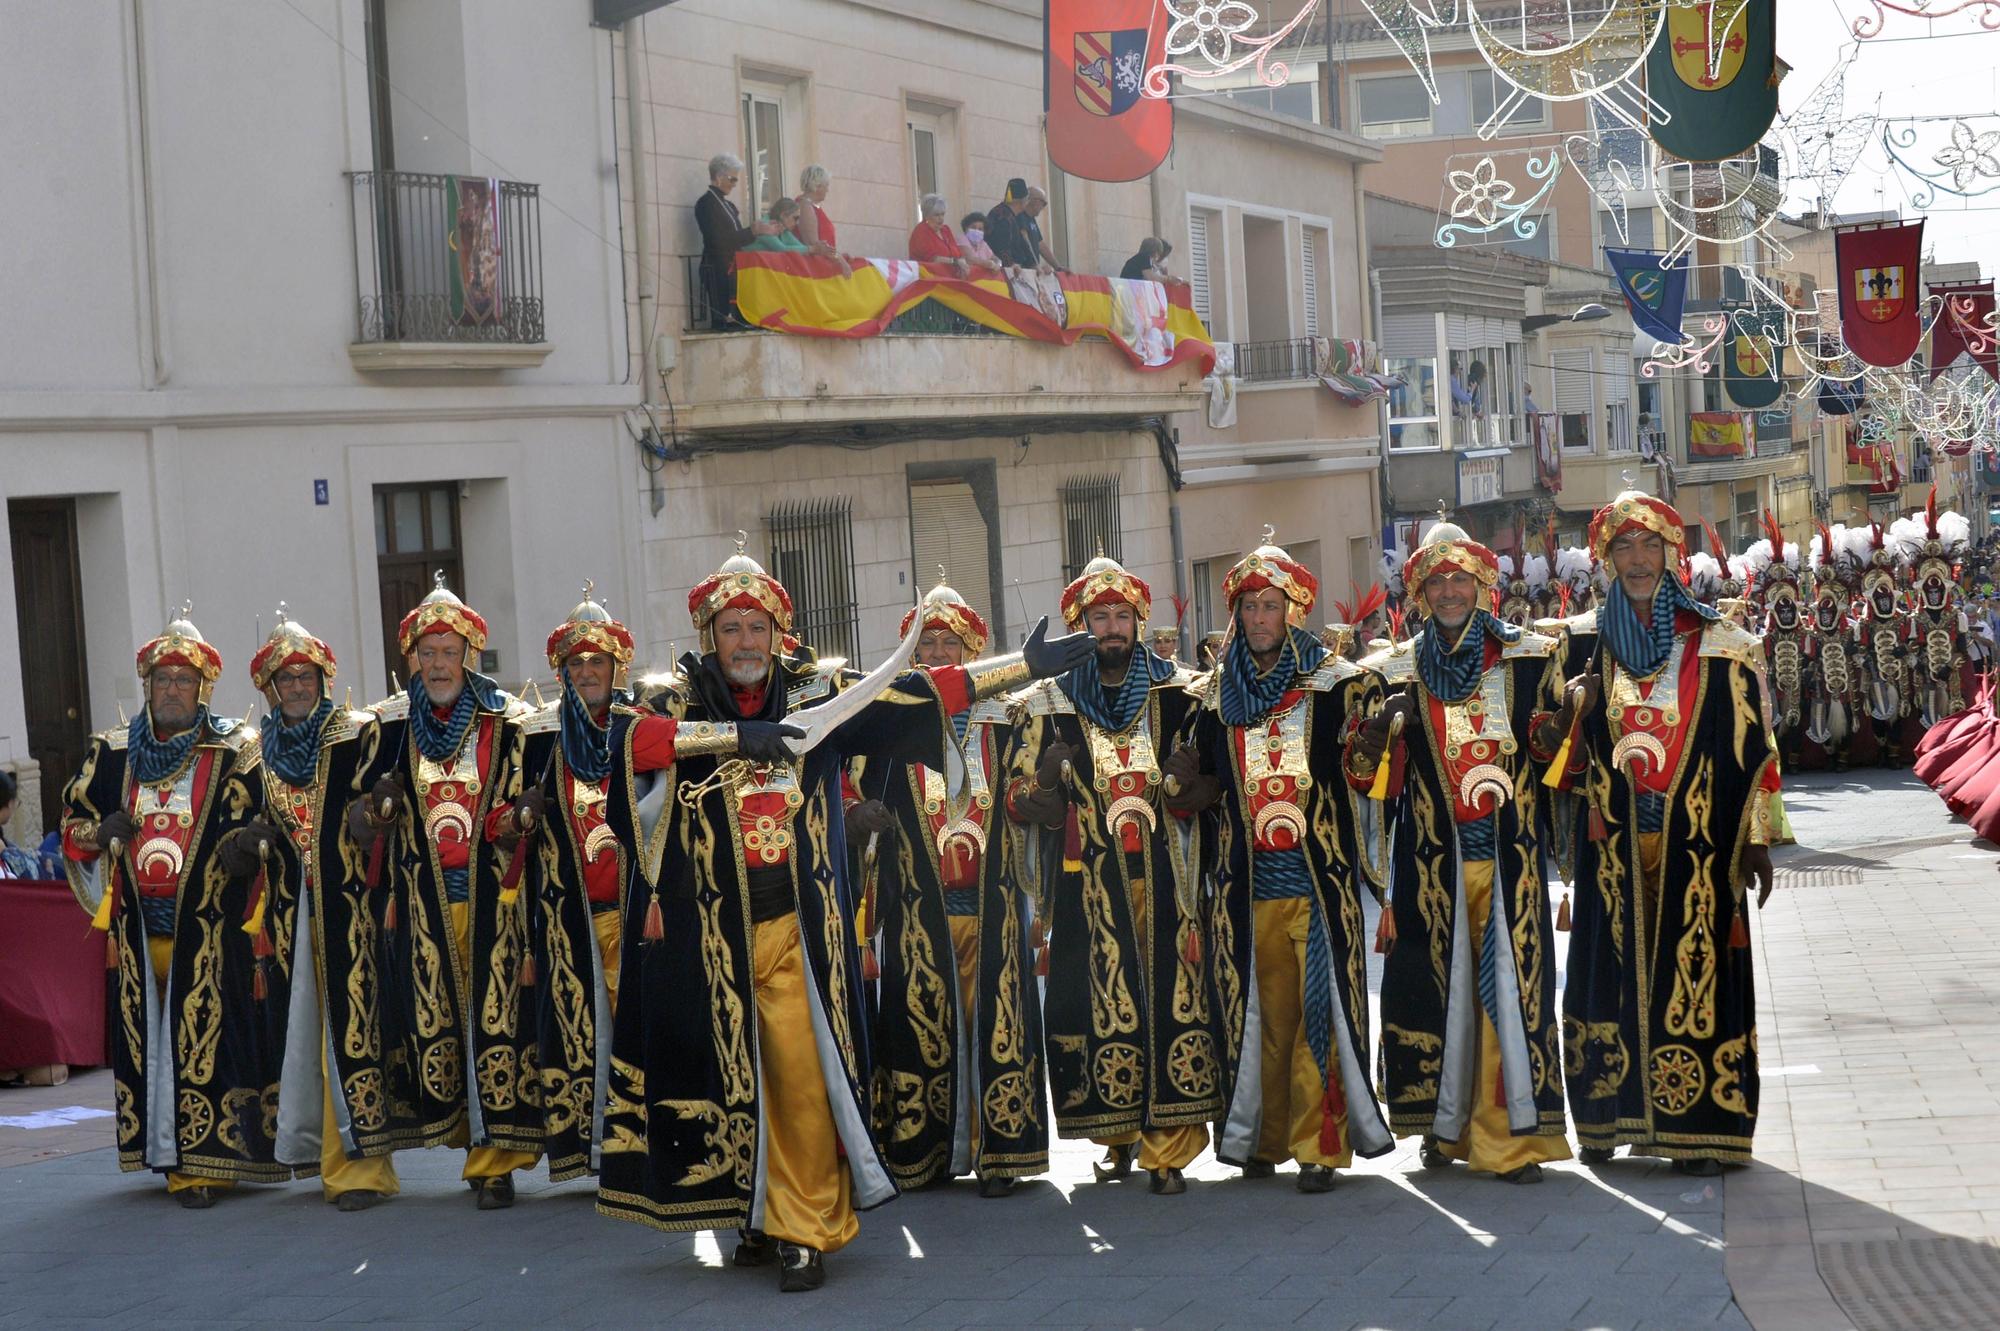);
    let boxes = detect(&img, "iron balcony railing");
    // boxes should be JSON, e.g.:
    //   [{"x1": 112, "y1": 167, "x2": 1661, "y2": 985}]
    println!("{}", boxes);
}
[
  {"x1": 349, "y1": 171, "x2": 545, "y2": 344},
  {"x1": 1231, "y1": 337, "x2": 1318, "y2": 383}
]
